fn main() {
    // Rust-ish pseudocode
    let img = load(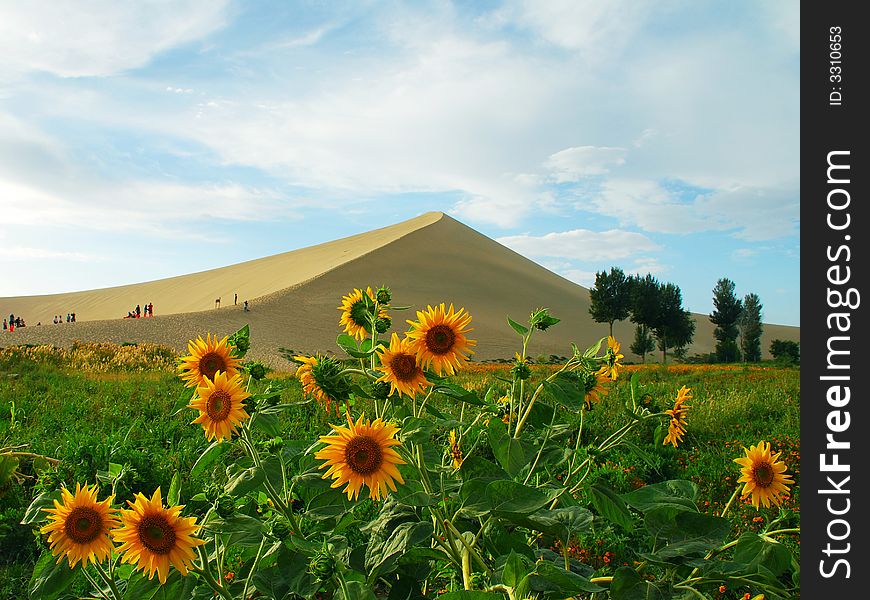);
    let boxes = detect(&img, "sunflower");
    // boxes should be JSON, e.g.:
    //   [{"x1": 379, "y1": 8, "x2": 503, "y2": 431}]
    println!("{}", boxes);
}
[
  {"x1": 315, "y1": 413, "x2": 406, "y2": 501},
  {"x1": 189, "y1": 371, "x2": 251, "y2": 441},
  {"x1": 113, "y1": 488, "x2": 205, "y2": 584},
  {"x1": 376, "y1": 333, "x2": 430, "y2": 398},
  {"x1": 338, "y1": 287, "x2": 387, "y2": 341},
  {"x1": 405, "y1": 303, "x2": 476, "y2": 376},
  {"x1": 734, "y1": 441, "x2": 795, "y2": 509},
  {"x1": 448, "y1": 429, "x2": 463, "y2": 469},
  {"x1": 40, "y1": 483, "x2": 119, "y2": 568},
  {"x1": 295, "y1": 354, "x2": 349, "y2": 414},
  {"x1": 662, "y1": 385, "x2": 692, "y2": 447},
  {"x1": 583, "y1": 370, "x2": 610, "y2": 409},
  {"x1": 178, "y1": 334, "x2": 240, "y2": 388},
  {"x1": 597, "y1": 336, "x2": 624, "y2": 381}
]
